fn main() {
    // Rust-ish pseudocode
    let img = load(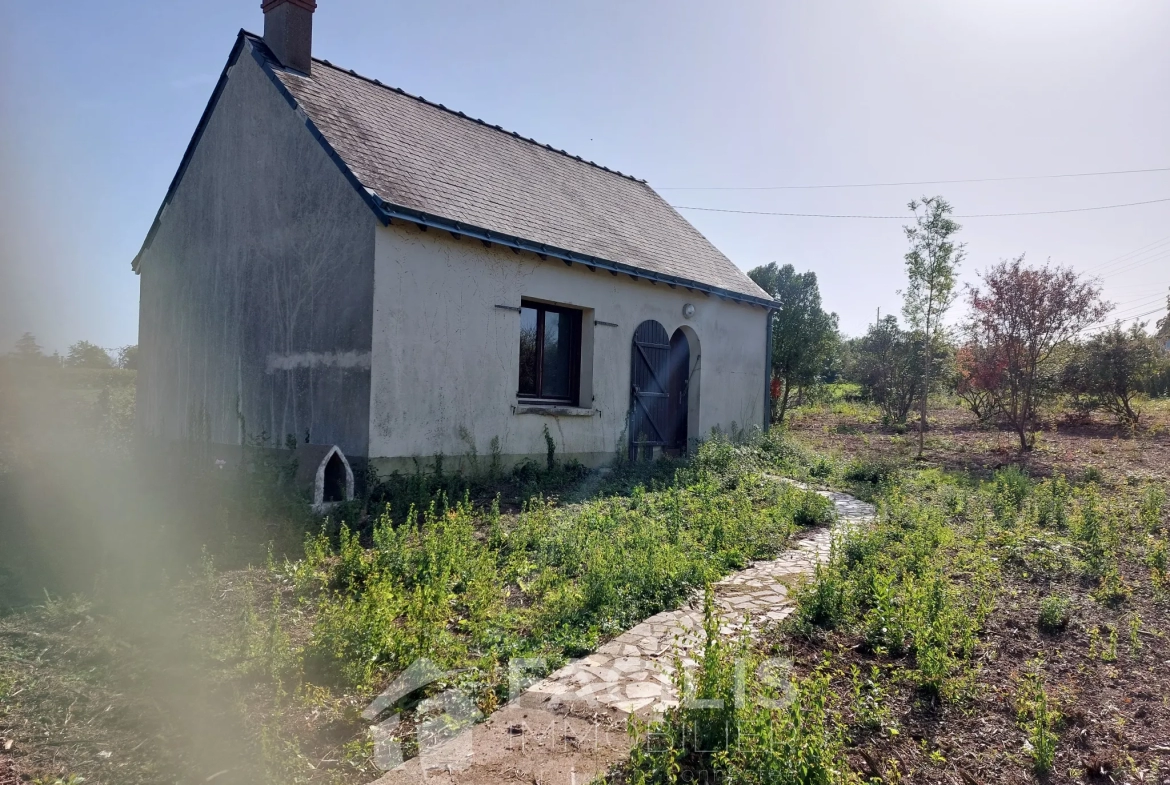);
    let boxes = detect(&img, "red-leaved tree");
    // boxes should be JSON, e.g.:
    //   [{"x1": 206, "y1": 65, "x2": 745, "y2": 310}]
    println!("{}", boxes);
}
[
  {"x1": 952, "y1": 342, "x2": 1003, "y2": 422},
  {"x1": 965, "y1": 256, "x2": 1111, "y2": 451}
]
